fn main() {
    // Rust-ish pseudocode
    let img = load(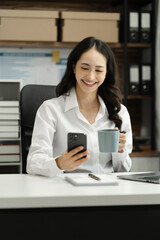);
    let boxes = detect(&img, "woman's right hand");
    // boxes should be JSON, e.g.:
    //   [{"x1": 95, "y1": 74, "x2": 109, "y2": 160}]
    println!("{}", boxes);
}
[{"x1": 55, "y1": 146, "x2": 90, "y2": 171}]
